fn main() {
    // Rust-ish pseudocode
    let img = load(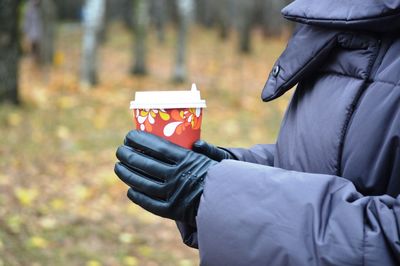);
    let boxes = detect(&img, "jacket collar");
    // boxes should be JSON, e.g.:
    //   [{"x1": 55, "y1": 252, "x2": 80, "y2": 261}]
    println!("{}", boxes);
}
[
  {"x1": 282, "y1": 0, "x2": 400, "y2": 32},
  {"x1": 261, "y1": 24, "x2": 380, "y2": 102},
  {"x1": 261, "y1": 25, "x2": 338, "y2": 102}
]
